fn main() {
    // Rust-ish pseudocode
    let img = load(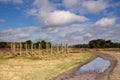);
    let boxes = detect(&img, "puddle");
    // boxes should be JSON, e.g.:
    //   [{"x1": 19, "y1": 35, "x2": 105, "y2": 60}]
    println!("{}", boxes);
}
[{"x1": 75, "y1": 57, "x2": 111, "y2": 75}]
